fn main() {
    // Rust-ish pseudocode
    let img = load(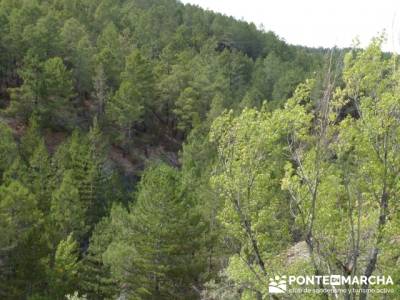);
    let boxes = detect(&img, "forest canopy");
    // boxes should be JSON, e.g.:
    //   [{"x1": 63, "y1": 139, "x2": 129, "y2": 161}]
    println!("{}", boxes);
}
[{"x1": 0, "y1": 0, "x2": 398, "y2": 299}]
